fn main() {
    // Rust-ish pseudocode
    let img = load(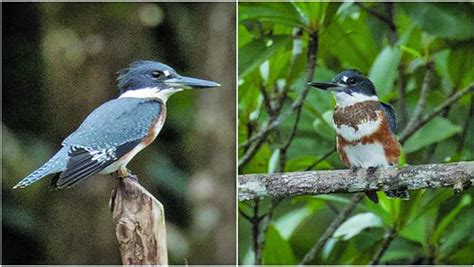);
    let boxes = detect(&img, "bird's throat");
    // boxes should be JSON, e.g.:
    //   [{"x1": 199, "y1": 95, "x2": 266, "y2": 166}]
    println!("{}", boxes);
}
[
  {"x1": 334, "y1": 92, "x2": 378, "y2": 108},
  {"x1": 119, "y1": 87, "x2": 183, "y2": 103}
]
